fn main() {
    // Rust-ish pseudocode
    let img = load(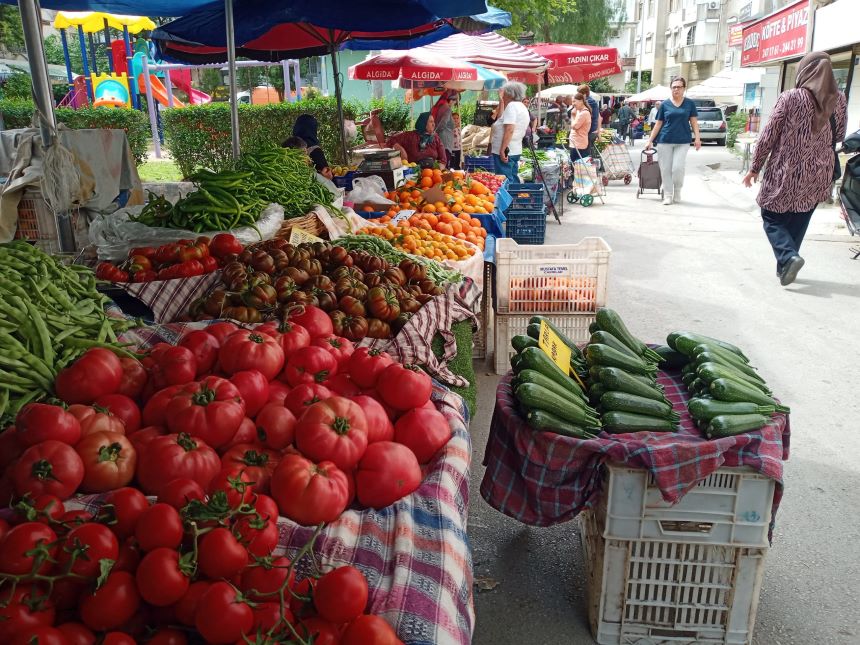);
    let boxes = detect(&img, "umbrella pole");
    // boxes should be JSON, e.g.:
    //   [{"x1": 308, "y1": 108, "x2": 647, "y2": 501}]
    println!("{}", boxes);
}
[
  {"x1": 329, "y1": 41, "x2": 349, "y2": 165},
  {"x1": 225, "y1": 0, "x2": 240, "y2": 160}
]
